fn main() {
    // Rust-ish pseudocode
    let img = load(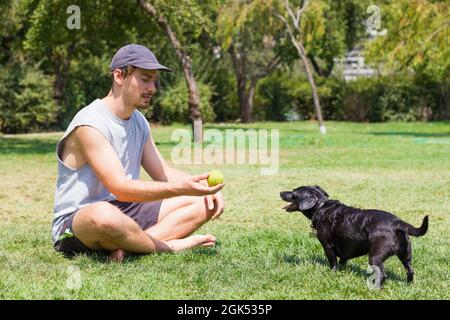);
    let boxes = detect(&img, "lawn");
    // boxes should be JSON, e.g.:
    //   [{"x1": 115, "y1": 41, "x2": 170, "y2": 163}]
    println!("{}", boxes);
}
[{"x1": 0, "y1": 121, "x2": 449, "y2": 299}]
